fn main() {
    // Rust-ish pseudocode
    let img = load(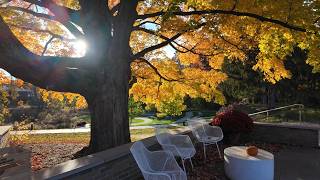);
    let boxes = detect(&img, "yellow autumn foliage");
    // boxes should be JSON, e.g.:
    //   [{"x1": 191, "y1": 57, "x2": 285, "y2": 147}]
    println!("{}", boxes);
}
[{"x1": 38, "y1": 89, "x2": 87, "y2": 109}]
